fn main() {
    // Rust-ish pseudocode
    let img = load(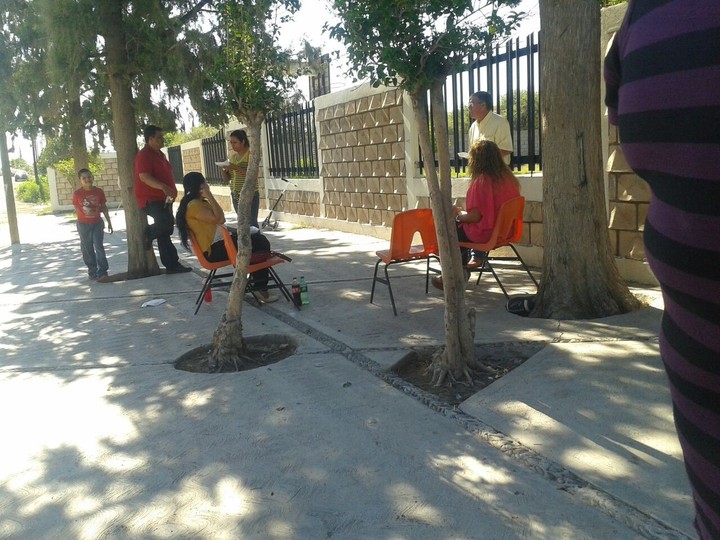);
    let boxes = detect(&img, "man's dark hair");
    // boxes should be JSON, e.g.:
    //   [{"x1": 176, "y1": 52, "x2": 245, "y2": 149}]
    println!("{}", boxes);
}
[
  {"x1": 471, "y1": 91, "x2": 493, "y2": 111},
  {"x1": 143, "y1": 125, "x2": 163, "y2": 143}
]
